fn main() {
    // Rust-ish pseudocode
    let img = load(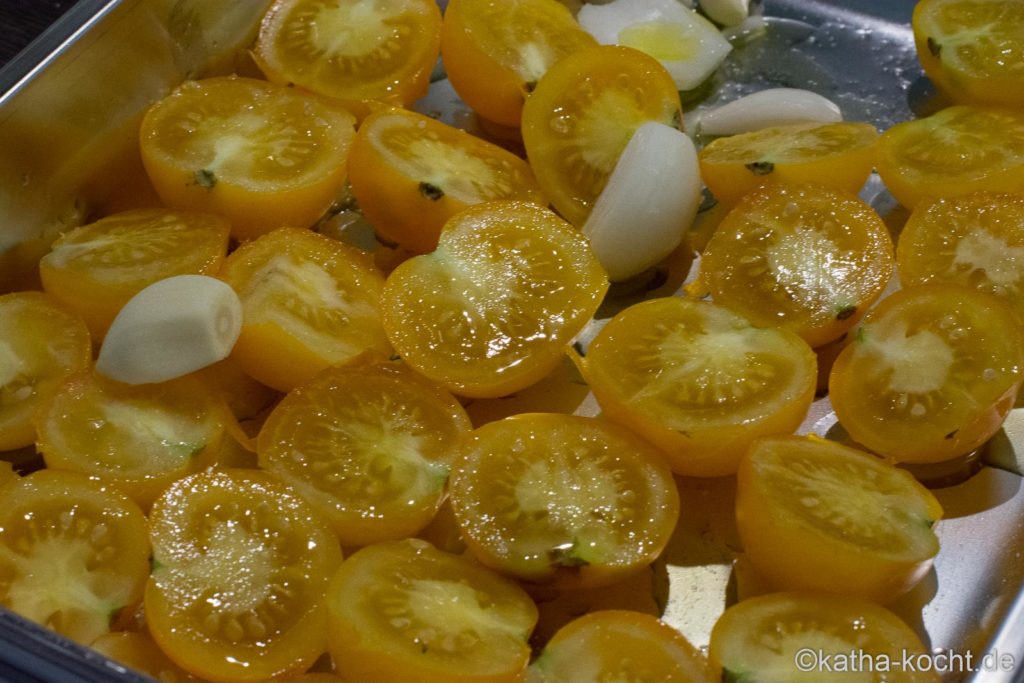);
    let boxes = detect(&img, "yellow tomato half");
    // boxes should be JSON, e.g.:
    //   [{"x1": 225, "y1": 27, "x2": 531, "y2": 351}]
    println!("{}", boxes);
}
[
  {"x1": 140, "y1": 77, "x2": 356, "y2": 240},
  {"x1": 347, "y1": 107, "x2": 545, "y2": 253},
  {"x1": 737, "y1": 436, "x2": 942, "y2": 603},
  {"x1": 580, "y1": 297, "x2": 817, "y2": 477}
]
